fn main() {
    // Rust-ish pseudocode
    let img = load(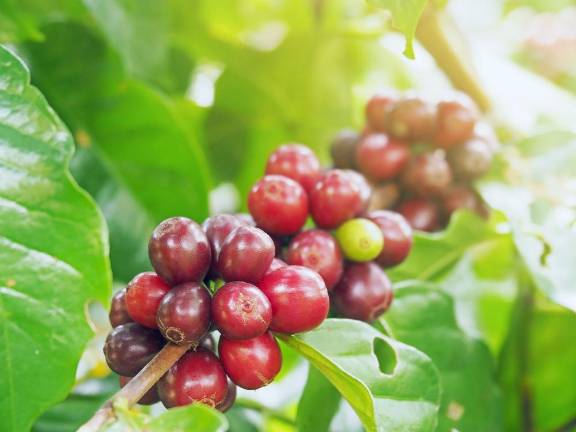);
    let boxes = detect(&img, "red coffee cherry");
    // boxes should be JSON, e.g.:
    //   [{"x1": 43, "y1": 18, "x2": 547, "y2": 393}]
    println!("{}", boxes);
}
[
  {"x1": 265, "y1": 143, "x2": 322, "y2": 193},
  {"x1": 397, "y1": 199, "x2": 441, "y2": 232},
  {"x1": 125, "y1": 272, "x2": 171, "y2": 328},
  {"x1": 356, "y1": 133, "x2": 410, "y2": 181},
  {"x1": 365, "y1": 93, "x2": 397, "y2": 132},
  {"x1": 109, "y1": 288, "x2": 132, "y2": 328},
  {"x1": 367, "y1": 210, "x2": 413, "y2": 268},
  {"x1": 402, "y1": 150, "x2": 453, "y2": 196},
  {"x1": 385, "y1": 97, "x2": 436, "y2": 140},
  {"x1": 331, "y1": 129, "x2": 360, "y2": 170},
  {"x1": 202, "y1": 214, "x2": 247, "y2": 277},
  {"x1": 434, "y1": 99, "x2": 477, "y2": 148}
]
